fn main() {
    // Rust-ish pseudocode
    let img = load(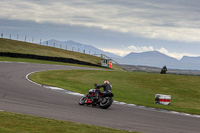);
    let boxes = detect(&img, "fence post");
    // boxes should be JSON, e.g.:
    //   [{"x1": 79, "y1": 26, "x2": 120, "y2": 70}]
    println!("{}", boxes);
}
[
  {"x1": 17, "y1": 34, "x2": 18, "y2": 40},
  {"x1": 1, "y1": 33, "x2": 3, "y2": 38},
  {"x1": 25, "y1": 36, "x2": 27, "y2": 42},
  {"x1": 40, "y1": 39, "x2": 42, "y2": 45},
  {"x1": 46, "y1": 41, "x2": 48, "y2": 46},
  {"x1": 9, "y1": 34, "x2": 11, "y2": 39},
  {"x1": 66, "y1": 45, "x2": 67, "y2": 50}
]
